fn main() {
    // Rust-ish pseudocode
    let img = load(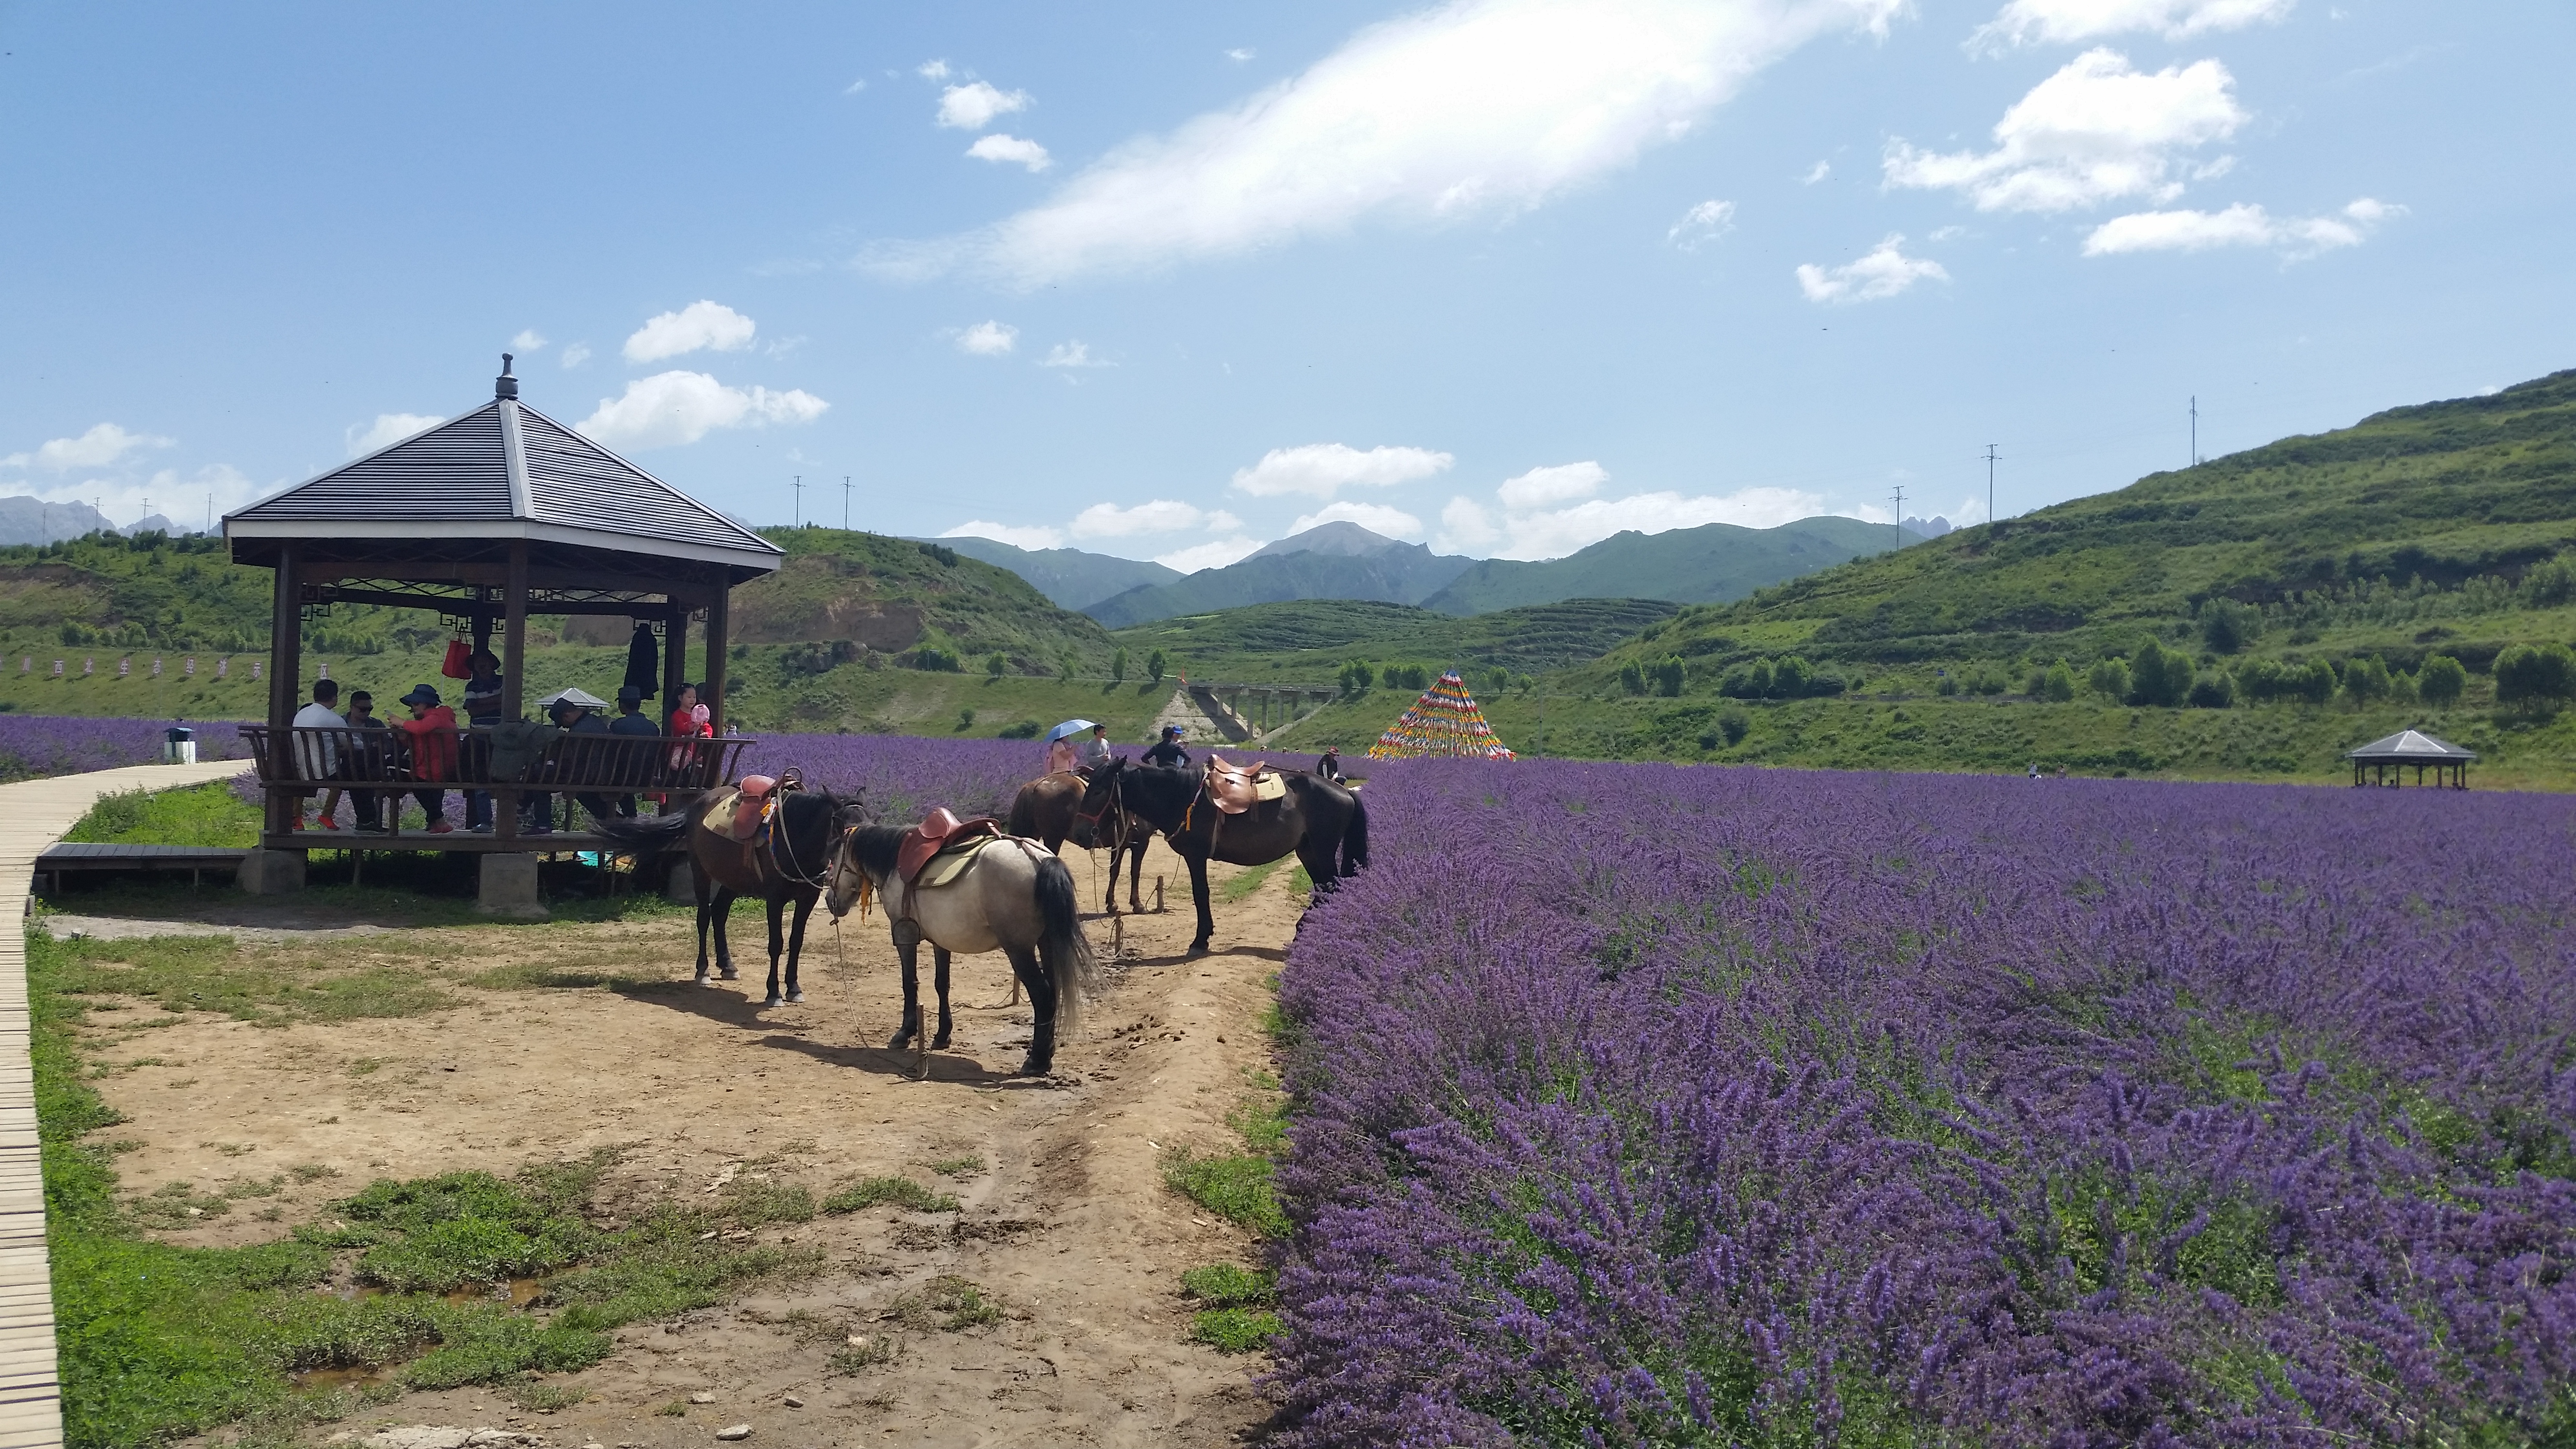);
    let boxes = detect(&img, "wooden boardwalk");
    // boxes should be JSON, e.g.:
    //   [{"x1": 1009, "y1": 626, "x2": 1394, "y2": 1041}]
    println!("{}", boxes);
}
[{"x1": 0, "y1": 758, "x2": 253, "y2": 1449}]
